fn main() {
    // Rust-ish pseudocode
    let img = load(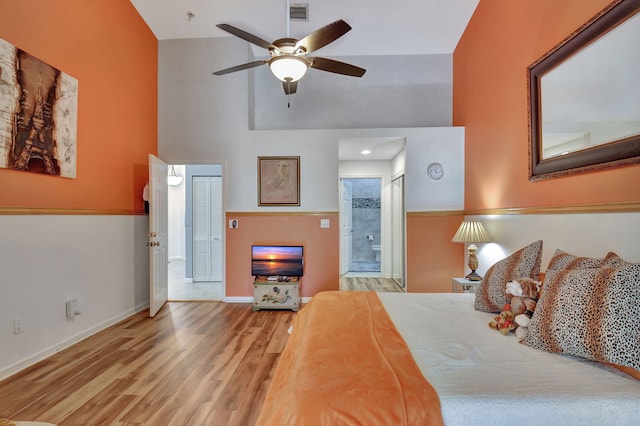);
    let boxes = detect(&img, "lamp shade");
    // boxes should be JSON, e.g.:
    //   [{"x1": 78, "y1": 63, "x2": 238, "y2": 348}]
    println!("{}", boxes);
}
[
  {"x1": 269, "y1": 55, "x2": 309, "y2": 82},
  {"x1": 451, "y1": 220, "x2": 492, "y2": 243}
]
